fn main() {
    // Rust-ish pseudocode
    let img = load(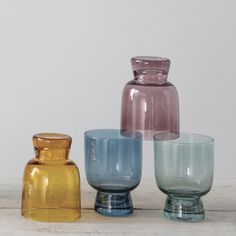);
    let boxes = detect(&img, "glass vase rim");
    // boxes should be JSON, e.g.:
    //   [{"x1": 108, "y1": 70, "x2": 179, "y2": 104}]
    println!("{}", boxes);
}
[
  {"x1": 84, "y1": 129, "x2": 142, "y2": 140},
  {"x1": 132, "y1": 56, "x2": 170, "y2": 62},
  {"x1": 33, "y1": 133, "x2": 72, "y2": 149},
  {"x1": 33, "y1": 133, "x2": 72, "y2": 140},
  {"x1": 154, "y1": 132, "x2": 214, "y2": 145}
]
